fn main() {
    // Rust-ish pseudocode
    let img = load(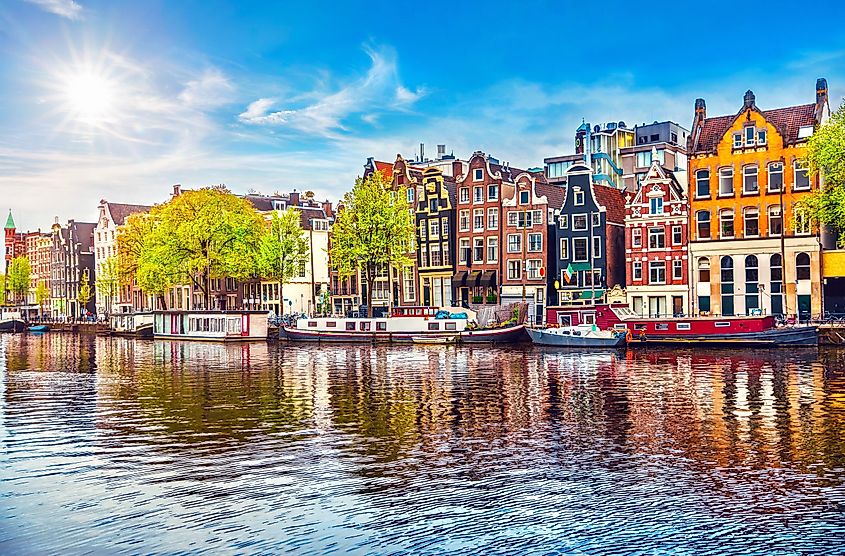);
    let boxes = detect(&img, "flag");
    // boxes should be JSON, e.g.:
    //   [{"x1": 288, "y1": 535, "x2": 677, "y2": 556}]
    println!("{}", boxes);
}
[{"x1": 563, "y1": 263, "x2": 574, "y2": 283}]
